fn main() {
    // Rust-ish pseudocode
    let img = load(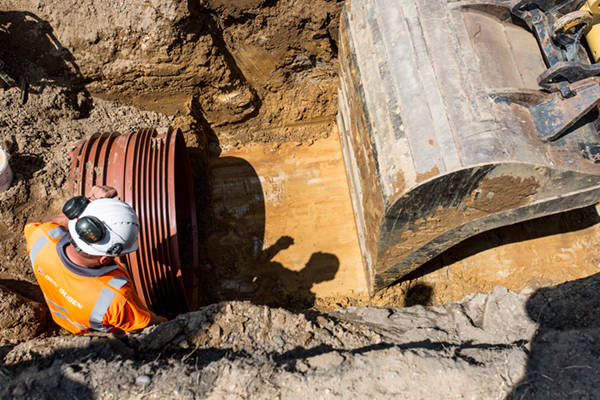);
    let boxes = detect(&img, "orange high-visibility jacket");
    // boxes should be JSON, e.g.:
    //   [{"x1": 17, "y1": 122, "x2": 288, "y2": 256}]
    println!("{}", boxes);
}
[{"x1": 24, "y1": 222, "x2": 151, "y2": 334}]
